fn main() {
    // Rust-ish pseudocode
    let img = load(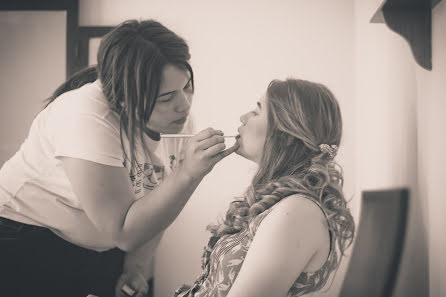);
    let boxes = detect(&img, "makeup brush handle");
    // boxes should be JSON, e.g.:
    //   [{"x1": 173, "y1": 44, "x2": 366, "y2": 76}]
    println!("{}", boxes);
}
[{"x1": 160, "y1": 134, "x2": 237, "y2": 138}]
